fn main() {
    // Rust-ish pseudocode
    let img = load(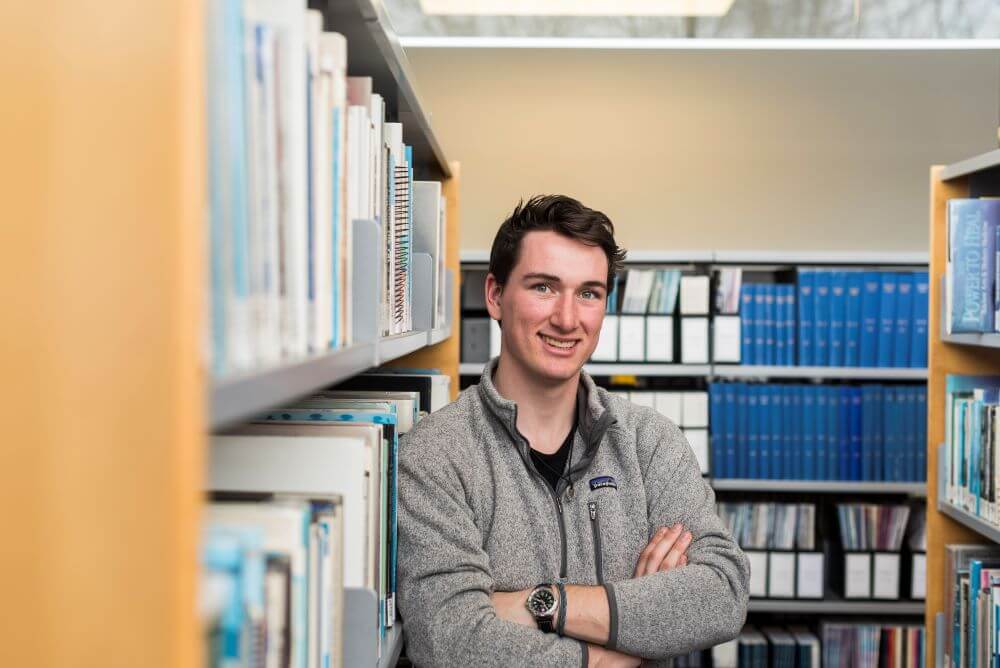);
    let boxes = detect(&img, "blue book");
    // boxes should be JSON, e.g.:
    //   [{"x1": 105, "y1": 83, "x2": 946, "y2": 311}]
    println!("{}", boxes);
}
[
  {"x1": 903, "y1": 387, "x2": 917, "y2": 481},
  {"x1": 894, "y1": 273, "x2": 914, "y2": 368},
  {"x1": 877, "y1": 273, "x2": 898, "y2": 368},
  {"x1": 747, "y1": 385, "x2": 760, "y2": 478},
  {"x1": 829, "y1": 271, "x2": 848, "y2": 367},
  {"x1": 770, "y1": 385, "x2": 784, "y2": 479},
  {"x1": 759, "y1": 386, "x2": 772, "y2": 478},
  {"x1": 815, "y1": 387, "x2": 828, "y2": 480},
  {"x1": 723, "y1": 384, "x2": 738, "y2": 479},
  {"x1": 783, "y1": 286, "x2": 796, "y2": 365},
  {"x1": 797, "y1": 270, "x2": 815, "y2": 366},
  {"x1": 860, "y1": 272, "x2": 882, "y2": 367},
  {"x1": 802, "y1": 386, "x2": 816, "y2": 480},
  {"x1": 917, "y1": 387, "x2": 927, "y2": 482},
  {"x1": 754, "y1": 285, "x2": 767, "y2": 366},
  {"x1": 709, "y1": 384, "x2": 724, "y2": 479},
  {"x1": 774, "y1": 287, "x2": 786, "y2": 367},
  {"x1": 790, "y1": 386, "x2": 803, "y2": 479},
  {"x1": 882, "y1": 388, "x2": 897, "y2": 481},
  {"x1": 813, "y1": 270, "x2": 831, "y2": 367},
  {"x1": 838, "y1": 387, "x2": 850, "y2": 480},
  {"x1": 736, "y1": 383, "x2": 749, "y2": 477},
  {"x1": 741, "y1": 284, "x2": 755, "y2": 365},
  {"x1": 873, "y1": 385, "x2": 885, "y2": 481},
  {"x1": 764, "y1": 285, "x2": 776, "y2": 366},
  {"x1": 861, "y1": 386, "x2": 875, "y2": 481},
  {"x1": 972, "y1": 559, "x2": 984, "y2": 668},
  {"x1": 911, "y1": 271, "x2": 930, "y2": 368},
  {"x1": 845, "y1": 272, "x2": 863, "y2": 367},
  {"x1": 827, "y1": 386, "x2": 840, "y2": 480},
  {"x1": 850, "y1": 388, "x2": 863, "y2": 481},
  {"x1": 948, "y1": 199, "x2": 1000, "y2": 333}
]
